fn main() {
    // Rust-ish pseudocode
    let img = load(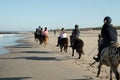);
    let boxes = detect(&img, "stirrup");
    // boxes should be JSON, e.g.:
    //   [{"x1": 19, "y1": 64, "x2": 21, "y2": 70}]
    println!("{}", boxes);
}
[
  {"x1": 56, "y1": 45, "x2": 59, "y2": 47},
  {"x1": 93, "y1": 57, "x2": 99, "y2": 62}
]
